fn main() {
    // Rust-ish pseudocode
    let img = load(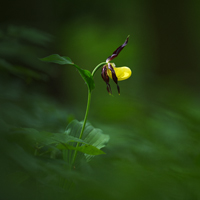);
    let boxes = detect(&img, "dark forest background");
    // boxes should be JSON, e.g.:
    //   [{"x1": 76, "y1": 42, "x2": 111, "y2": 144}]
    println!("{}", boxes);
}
[{"x1": 0, "y1": 0, "x2": 200, "y2": 199}]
